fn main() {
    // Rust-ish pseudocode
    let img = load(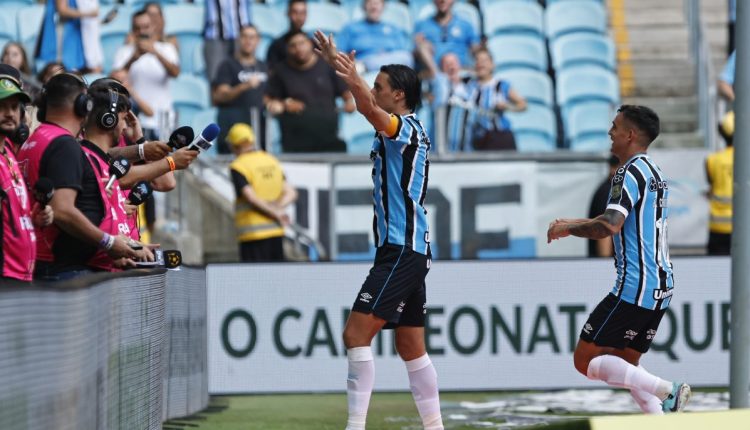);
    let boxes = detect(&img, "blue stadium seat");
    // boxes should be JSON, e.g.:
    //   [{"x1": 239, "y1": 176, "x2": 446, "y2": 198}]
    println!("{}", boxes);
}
[
  {"x1": 164, "y1": 4, "x2": 205, "y2": 75},
  {"x1": 190, "y1": 107, "x2": 218, "y2": 156},
  {"x1": 171, "y1": 74, "x2": 210, "y2": 127},
  {"x1": 303, "y1": 3, "x2": 349, "y2": 36},
  {"x1": 545, "y1": 1, "x2": 607, "y2": 40},
  {"x1": 505, "y1": 105, "x2": 557, "y2": 152},
  {"x1": 483, "y1": 1, "x2": 543, "y2": 37},
  {"x1": 252, "y1": 3, "x2": 287, "y2": 39},
  {"x1": 99, "y1": 5, "x2": 134, "y2": 73},
  {"x1": 416, "y1": 3, "x2": 481, "y2": 36},
  {"x1": 82, "y1": 73, "x2": 107, "y2": 85},
  {"x1": 1, "y1": 5, "x2": 21, "y2": 50},
  {"x1": 352, "y1": 1, "x2": 413, "y2": 35},
  {"x1": 340, "y1": 112, "x2": 375, "y2": 155},
  {"x1": 17, "y1": 4, "x2": 45, "y2": 68},
  {"x1": 192, "y1": 41, "x2": 205, "y2": 77},
  {"x1": 495, "y1": 69, "x2": 554, "y2": 107},
  {"x1": 487, "y1": 35, "x2": 547, "y2": 71},
  {"x1": 551, "y1": 33, "x2": 616, "y2": 71},
  {"x1": 556, "y1": 65, "x2": 619, "y2": 108},
  {"x1": 566, "y1": 101, "x2": 614, "y2": 151}
]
